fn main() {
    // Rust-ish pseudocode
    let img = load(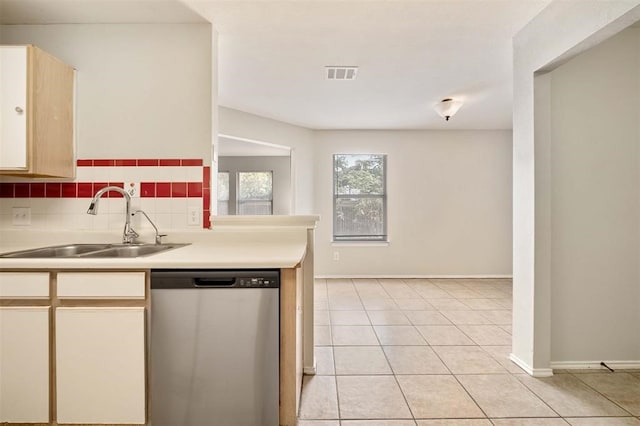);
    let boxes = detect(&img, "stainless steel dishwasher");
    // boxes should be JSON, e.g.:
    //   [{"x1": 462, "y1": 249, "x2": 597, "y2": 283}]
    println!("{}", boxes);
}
[{"x1": 150, "y1": 269, "x2": 279, "y2": 426}]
